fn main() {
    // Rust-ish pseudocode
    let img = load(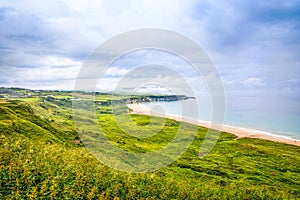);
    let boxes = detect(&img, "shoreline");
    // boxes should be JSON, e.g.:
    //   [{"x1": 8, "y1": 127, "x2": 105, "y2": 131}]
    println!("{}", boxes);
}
[{"x1": 127, "y1": 103, "x2": 300, "y2": 147}]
